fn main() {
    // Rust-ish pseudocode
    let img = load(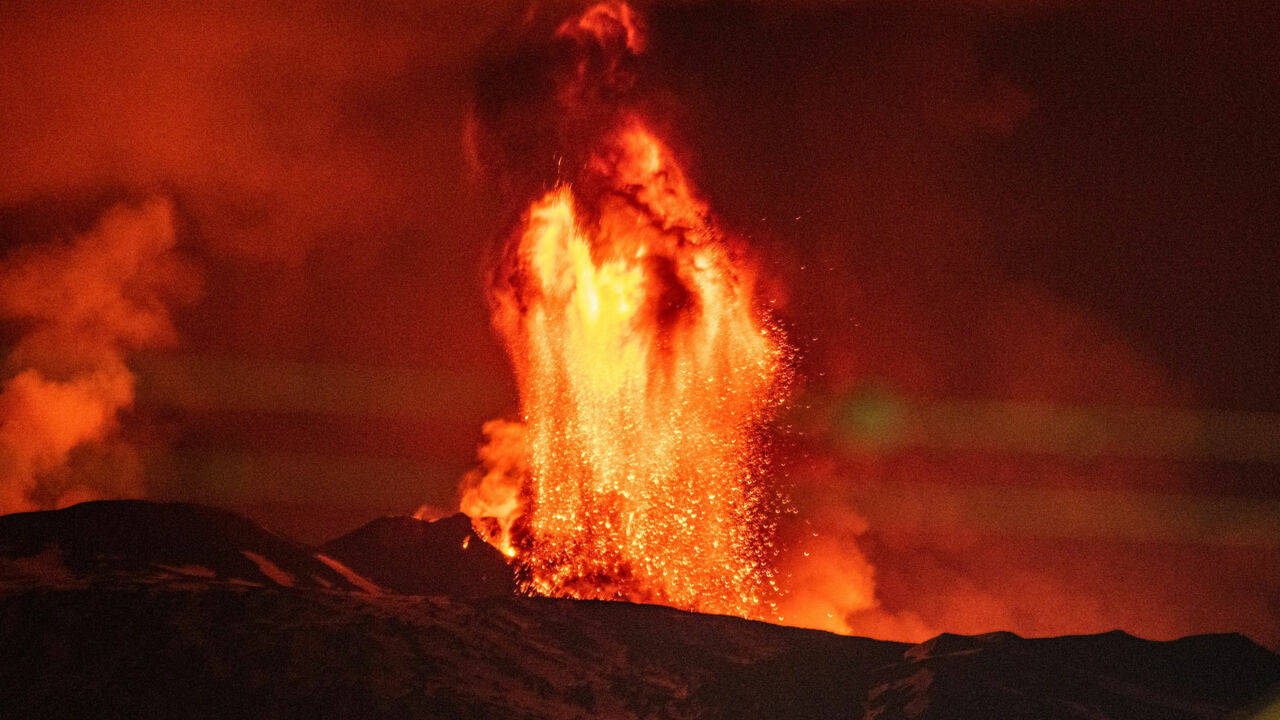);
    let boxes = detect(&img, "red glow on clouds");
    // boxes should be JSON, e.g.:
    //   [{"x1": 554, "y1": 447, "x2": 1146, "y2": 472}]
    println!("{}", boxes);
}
[{"x1": 0, "y1": 0, "x2": 1275, "y2": 648}]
